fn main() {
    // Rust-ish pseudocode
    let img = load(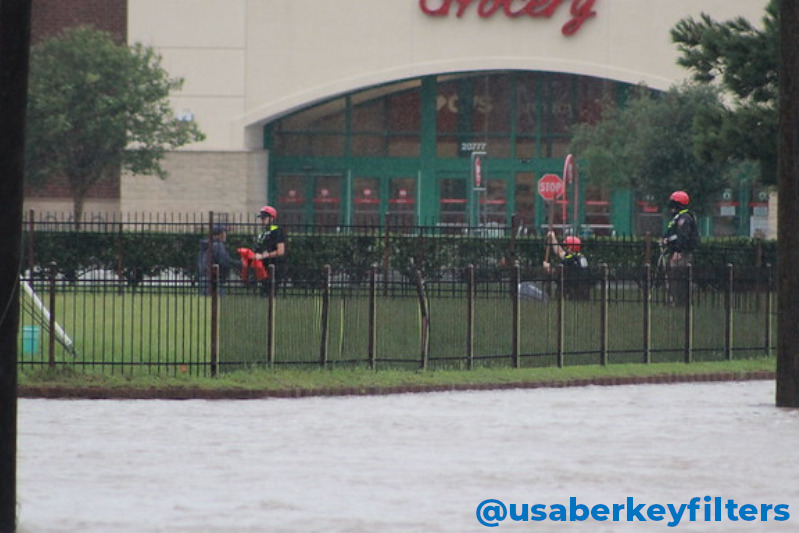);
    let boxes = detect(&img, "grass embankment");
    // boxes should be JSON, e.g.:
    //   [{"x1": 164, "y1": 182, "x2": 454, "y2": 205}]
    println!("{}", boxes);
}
[{"x1": 18, "y1": 356, "x2": 776, "y2": 400}]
